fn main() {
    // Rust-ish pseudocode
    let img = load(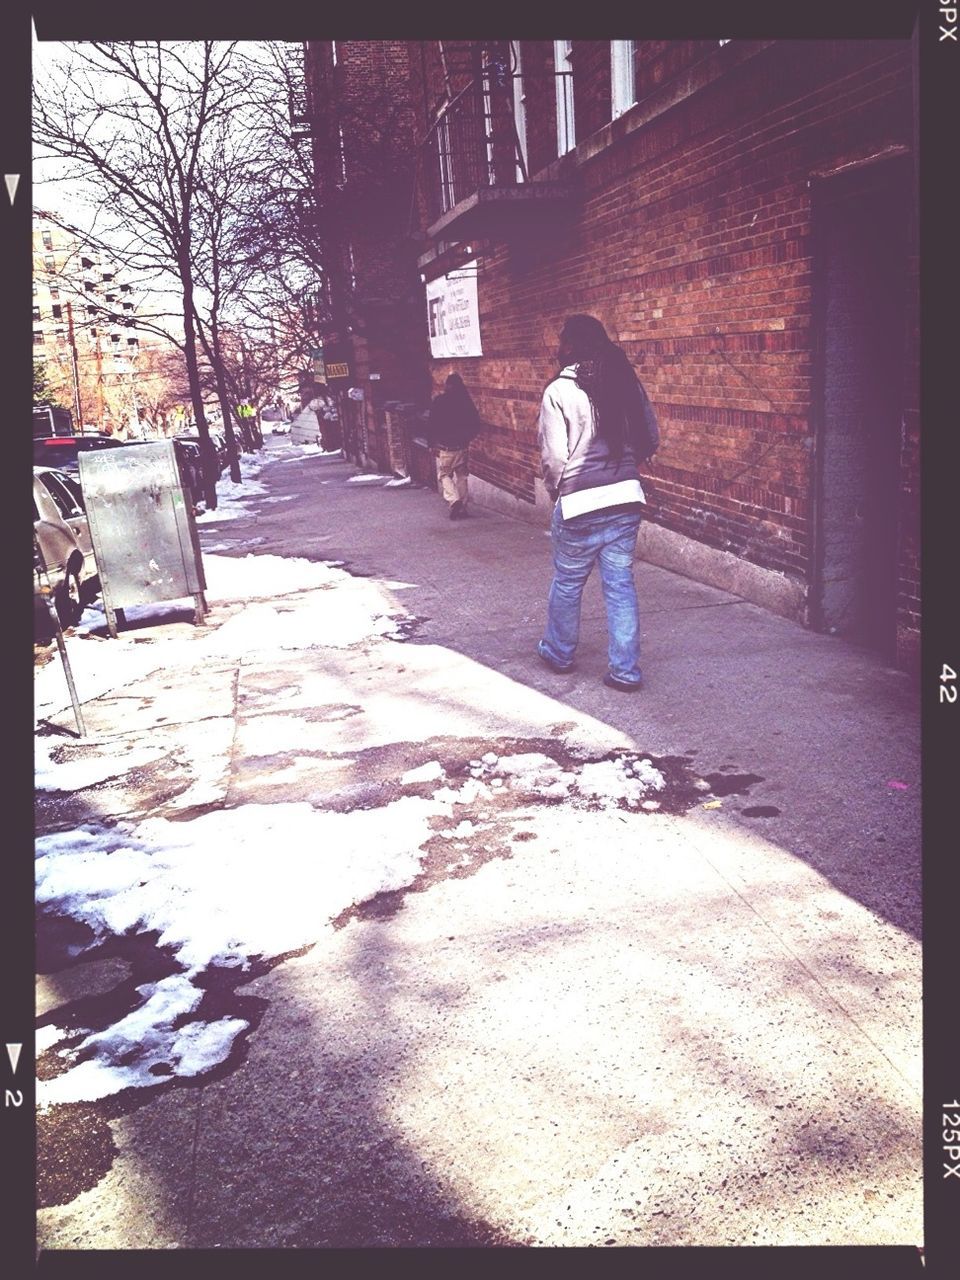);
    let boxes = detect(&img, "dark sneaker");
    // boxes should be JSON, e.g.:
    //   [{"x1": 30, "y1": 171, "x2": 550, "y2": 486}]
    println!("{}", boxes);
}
[
  {"x1": 449, "y1": 500, "x2": 465, "y2": 519},
  {"x1": 538, "y1": 646, "x2": 573, "y2": 674},
  {"x1": 603, "y1": 672, "x2": 643, "y2": 692}
]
